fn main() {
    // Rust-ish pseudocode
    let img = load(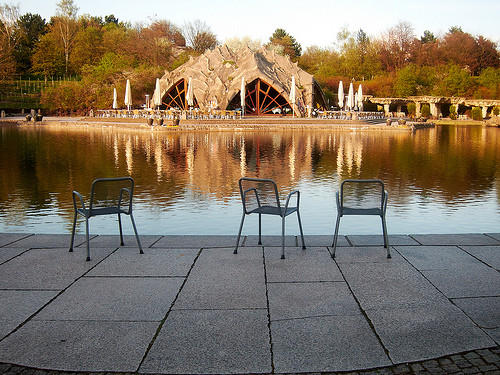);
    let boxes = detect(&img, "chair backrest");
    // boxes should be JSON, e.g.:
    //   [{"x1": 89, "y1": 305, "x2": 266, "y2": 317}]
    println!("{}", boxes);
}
[
  {"x1": 338, "y1": 179, "x2": 387, "y2": 213},
  {"x1": 239, "y1": 177, "x2": 280, "y2": 214},
  {"x1": 89, "y1": 177, "x2": 135, "y2": 214}
]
